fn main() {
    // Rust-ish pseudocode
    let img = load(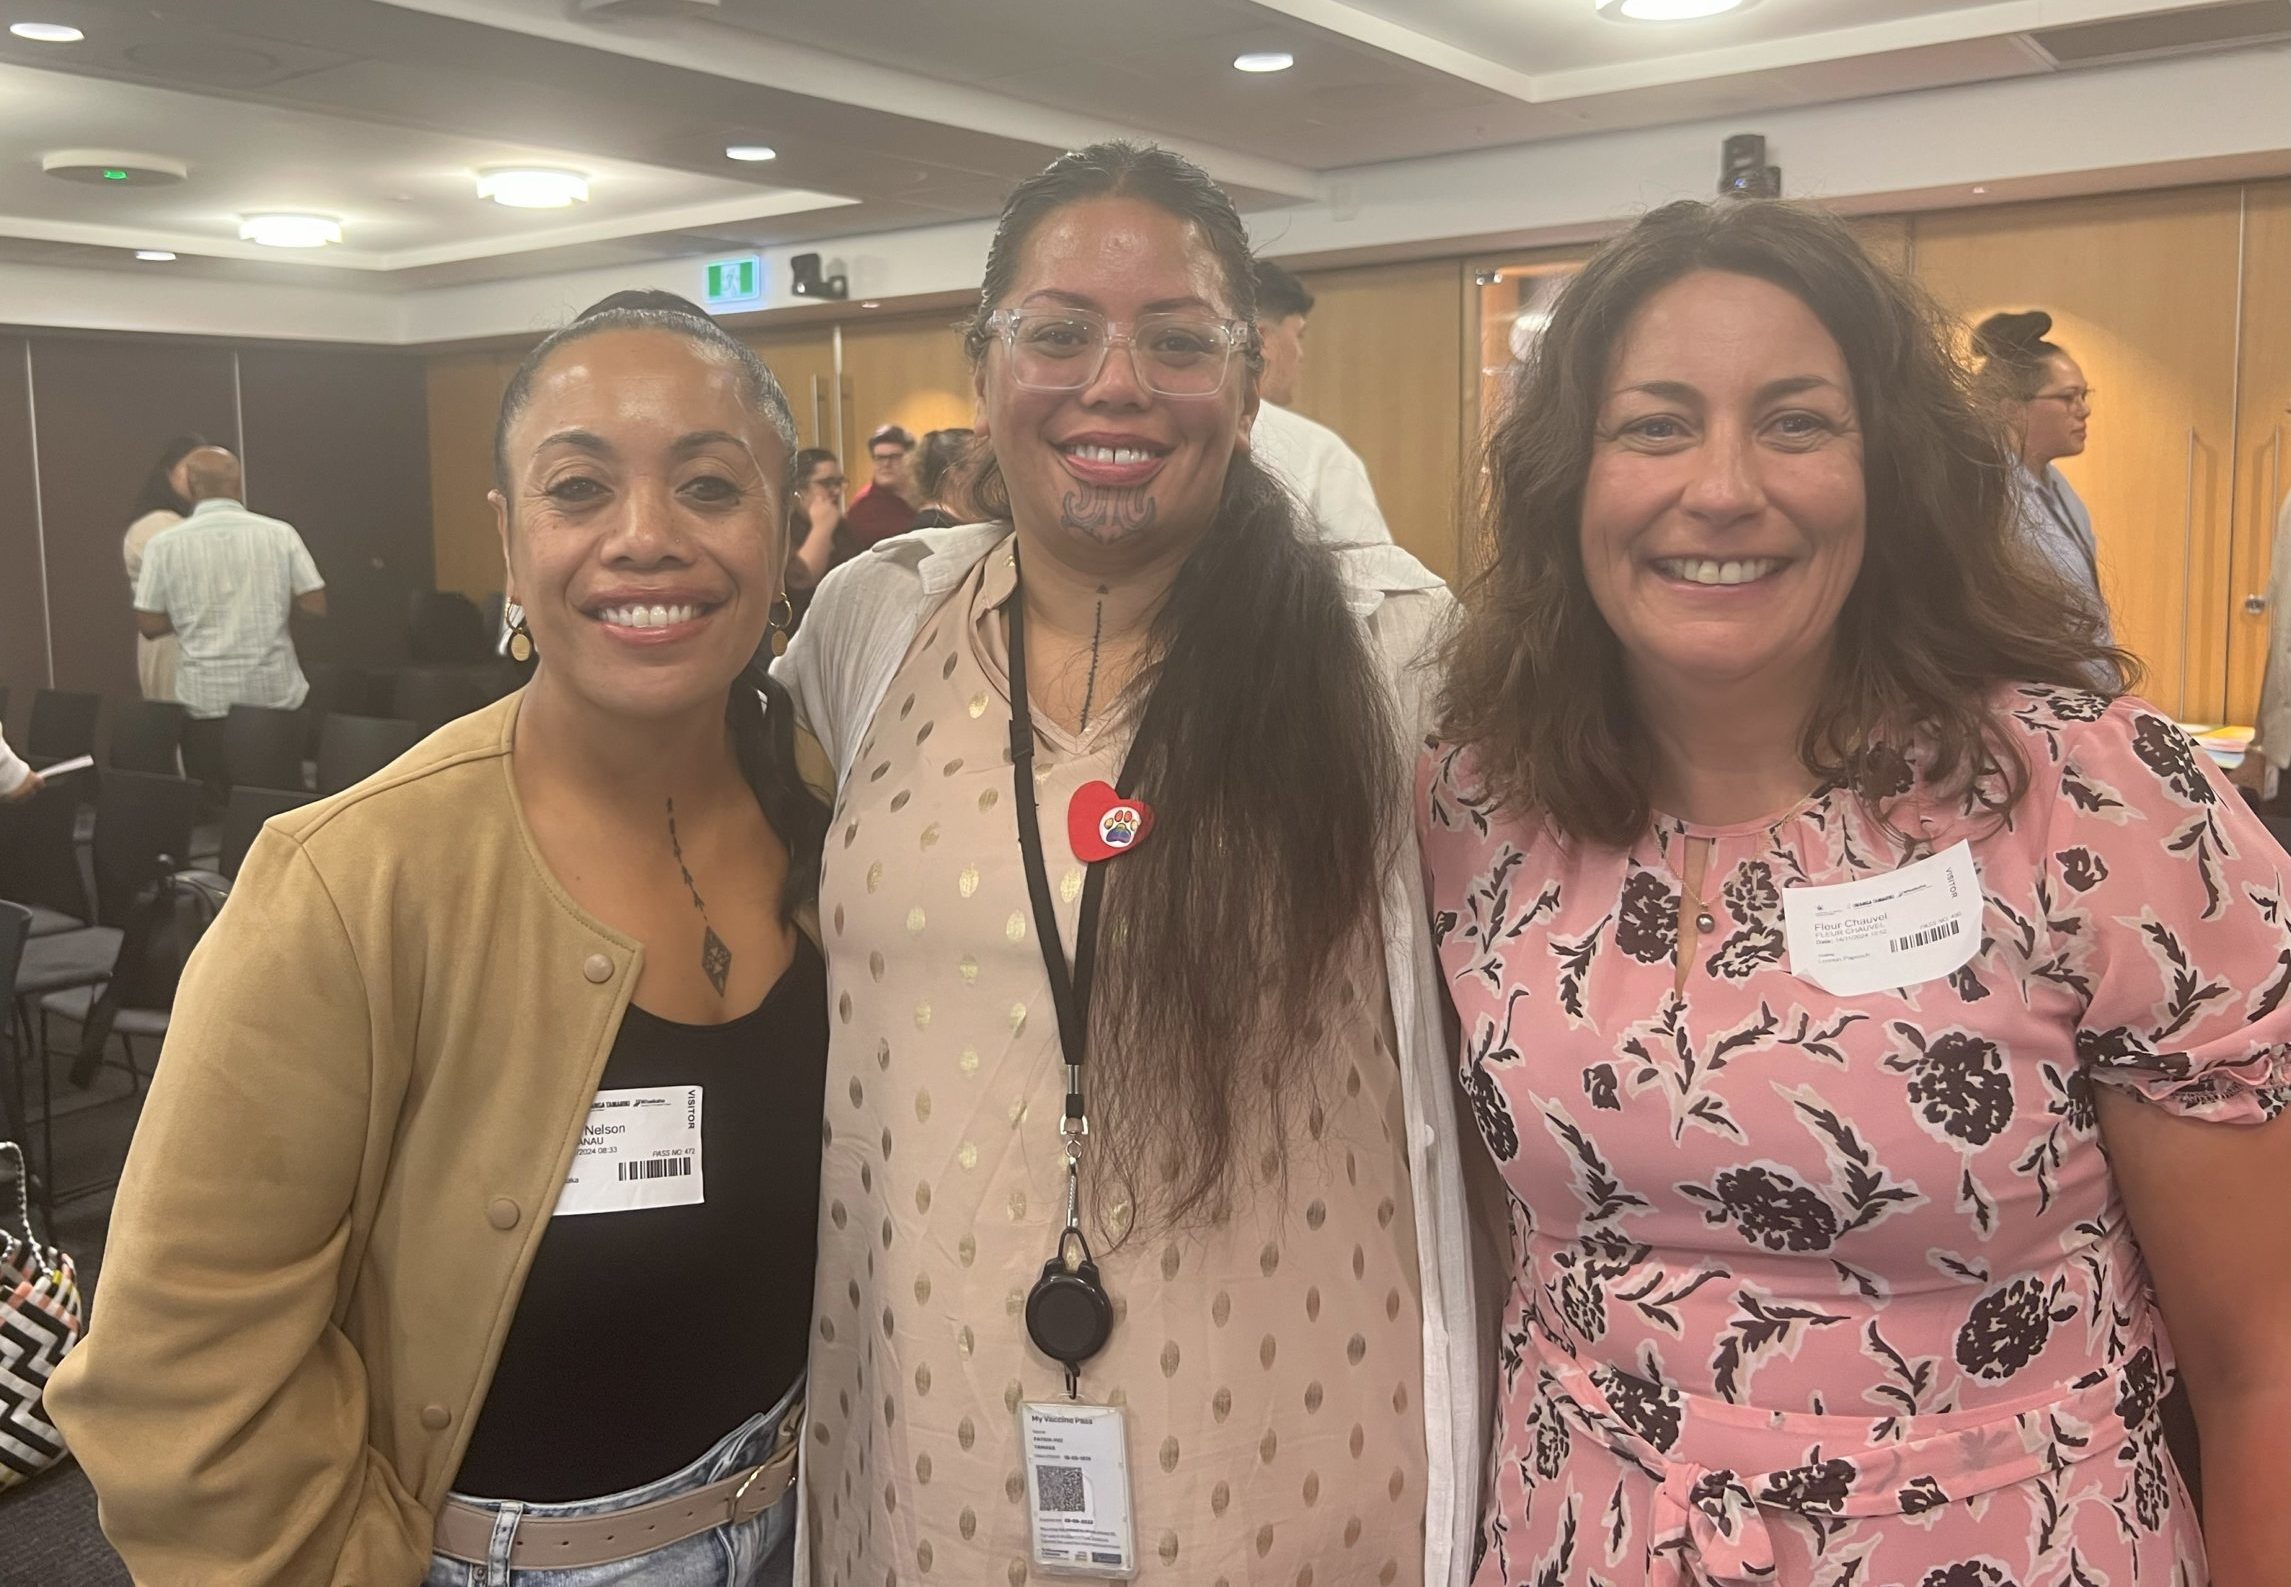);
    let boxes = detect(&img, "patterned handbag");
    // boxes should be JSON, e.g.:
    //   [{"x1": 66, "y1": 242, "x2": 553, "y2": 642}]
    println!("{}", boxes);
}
[{"x1": 0, "y1": 1140, "x2": 82, "y2": 1491}]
